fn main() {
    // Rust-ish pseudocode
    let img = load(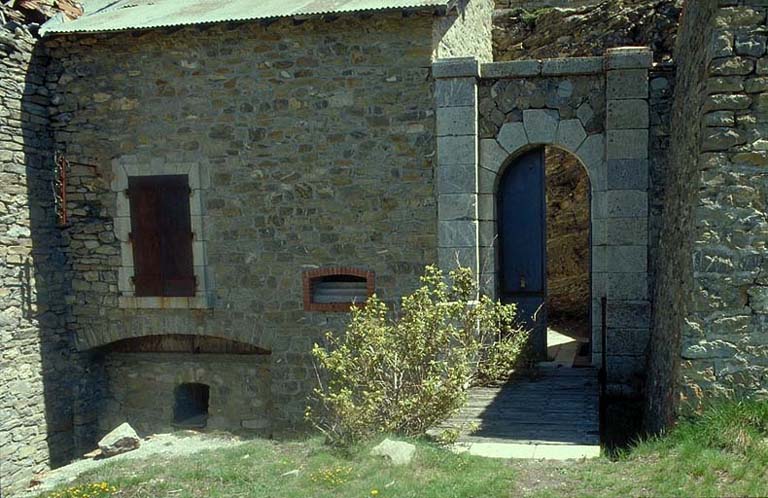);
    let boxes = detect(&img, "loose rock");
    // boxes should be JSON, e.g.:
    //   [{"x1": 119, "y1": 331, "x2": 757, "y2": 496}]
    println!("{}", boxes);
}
[
  {"x1": 98, "y1": 423, "x2": 141, "y2": 457},
  {"x1": 370, "y1": 439, "x2": 416, "y2": 466}
]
